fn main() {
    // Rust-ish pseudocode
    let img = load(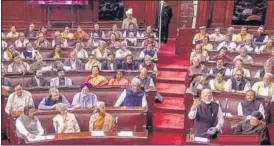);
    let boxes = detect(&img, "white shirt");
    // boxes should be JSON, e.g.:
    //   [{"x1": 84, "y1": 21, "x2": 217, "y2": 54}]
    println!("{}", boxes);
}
[
  {"x1": 237, "y1": 102, "x2": 265, "y2": 117},
  {"x1": 7, "y1": 62, "x2": 30, "y2": 73},
  {"x1": 115, "y1": 49, "x2": 132, "y2": 59},
  {"x1": 229, "y1": 68, "x2": 251, "y2": 78},
  {"x1": 51, "y1": 39, "x2": 68, "y2": 48},
  {"x1": 5, "y1": 90, "x2": 34, "y2": 114},
  {"x1": 188, "y1": 101, "x2": 224, "y2": 130},
  {"x1": 224, "y1": 78, "x2": 251, "y2": 93},
  {"x1": 53, "y1": 113, "x2": 80, "y2": 133},
  {"x1": 236, "y1": 44, "x2": 258, "y2": 52},
  {"x1": 217, "y1": 41, "x2": 237, "y2": 51},
  {"x1": 50, "y1": 77, "x2": 72, "y2": 87},
  {"x1": 15, "y1": 39, "x2": 29, "y2": 48},
  {"x1": 2, "y1": 40, "x2": 7, "y2": 50},
  {"x1": 114, "y1": 89, "x2": 147, "y2": 107},
  {"x1": 71, "y1": 60, "x2": 77, "y2": 70},
  {"x1": 209, "y1": 33, "x2": 225, "y2": 42},
  {"x1": 252, "y1": 81, "x2": 274, "y2": 96},
  {"x1": 16, "y1": 116, "x2": 44, "y2": 137},
  {"x1": 110, "y1": 63, "x2": 114, "y2": 70},
  {"x1": 256, "y1": 45, "x2": 274, "y2": 54},
  {"x1": 74, "y1": 49, "x2": 88, "y2": 59},
  {"x1": 233, "y1": 55, "x2": 254, "y2": 64}
]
